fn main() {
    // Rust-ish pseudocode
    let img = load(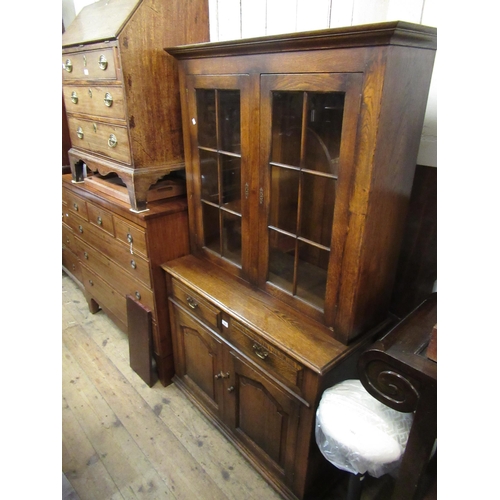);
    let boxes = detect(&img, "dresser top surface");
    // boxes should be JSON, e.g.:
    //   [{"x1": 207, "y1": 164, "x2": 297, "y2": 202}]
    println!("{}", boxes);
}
[{"x1": 63, "y1": 0, "x2": 142, "y2": 47}]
